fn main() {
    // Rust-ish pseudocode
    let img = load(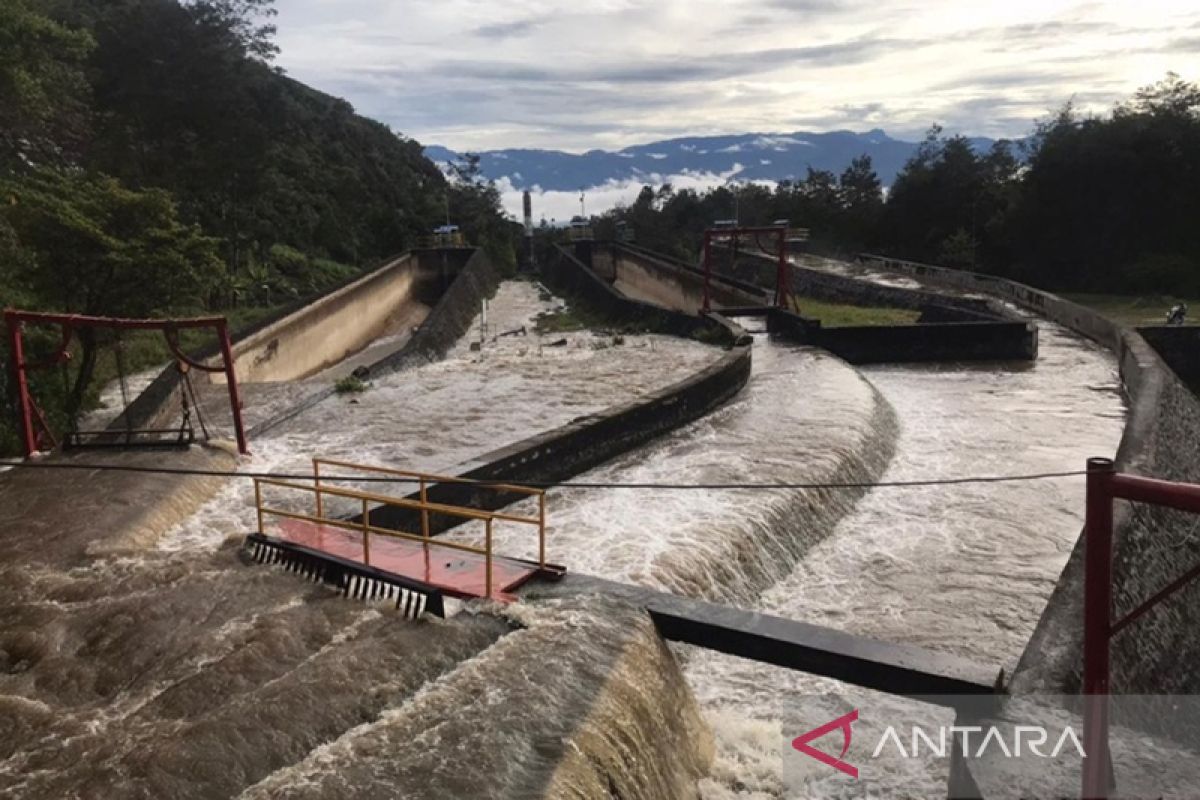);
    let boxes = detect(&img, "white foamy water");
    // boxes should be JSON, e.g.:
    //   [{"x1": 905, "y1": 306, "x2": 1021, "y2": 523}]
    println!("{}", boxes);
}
[
  {"x1": 446, "y1": 334, "x2": 890, "y2": 604},
  {"x1": 157, "y1": 281, "x2": 723, "y2": 551},
  {"x1": 687, "y1": 320, "x2": 1125, "y2": 798},
  {"x1": 445, "y1": 292, "x2": 1124, "y2": 796}
]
